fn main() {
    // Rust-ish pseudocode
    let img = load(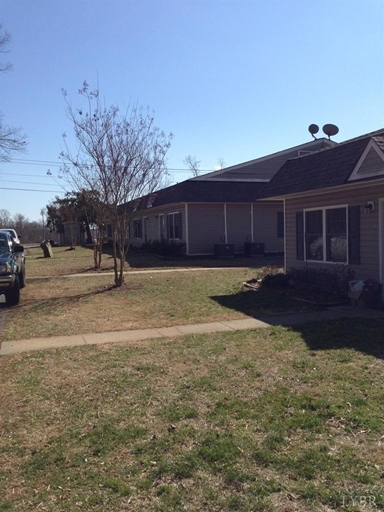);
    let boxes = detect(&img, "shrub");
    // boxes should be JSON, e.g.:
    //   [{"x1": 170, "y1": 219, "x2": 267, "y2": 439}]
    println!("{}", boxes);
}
[
  {"x1": 288, "y1": 266, "x2": 355, "y2": 297},
  {"x1": 141, "y1": 239, "x2": 185, "y2": 257}
]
